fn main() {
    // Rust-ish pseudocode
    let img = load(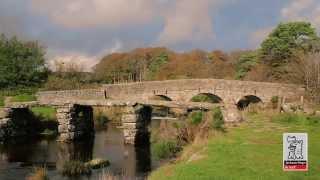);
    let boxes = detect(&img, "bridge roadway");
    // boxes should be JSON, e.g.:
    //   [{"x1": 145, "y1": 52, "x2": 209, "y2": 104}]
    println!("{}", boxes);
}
[{"x1": 6, "y1": 99, "x2": 222, "y2": 111}]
